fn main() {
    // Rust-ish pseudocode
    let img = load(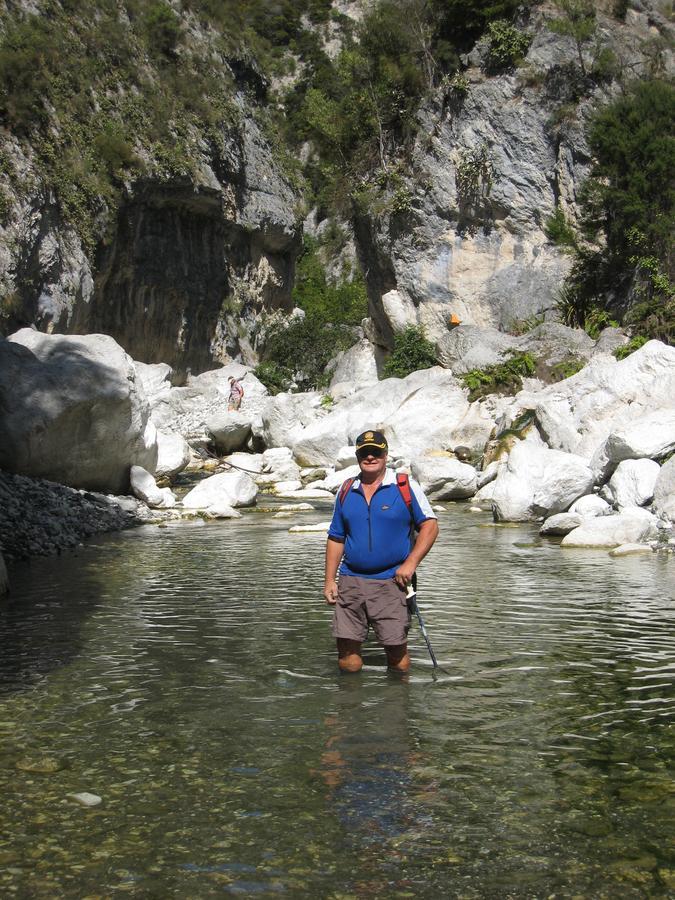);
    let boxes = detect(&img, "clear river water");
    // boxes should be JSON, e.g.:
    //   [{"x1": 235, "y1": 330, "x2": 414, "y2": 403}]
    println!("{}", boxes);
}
[{"x1": 1, "y1": 503, "x2": 674, "y2": 899}]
